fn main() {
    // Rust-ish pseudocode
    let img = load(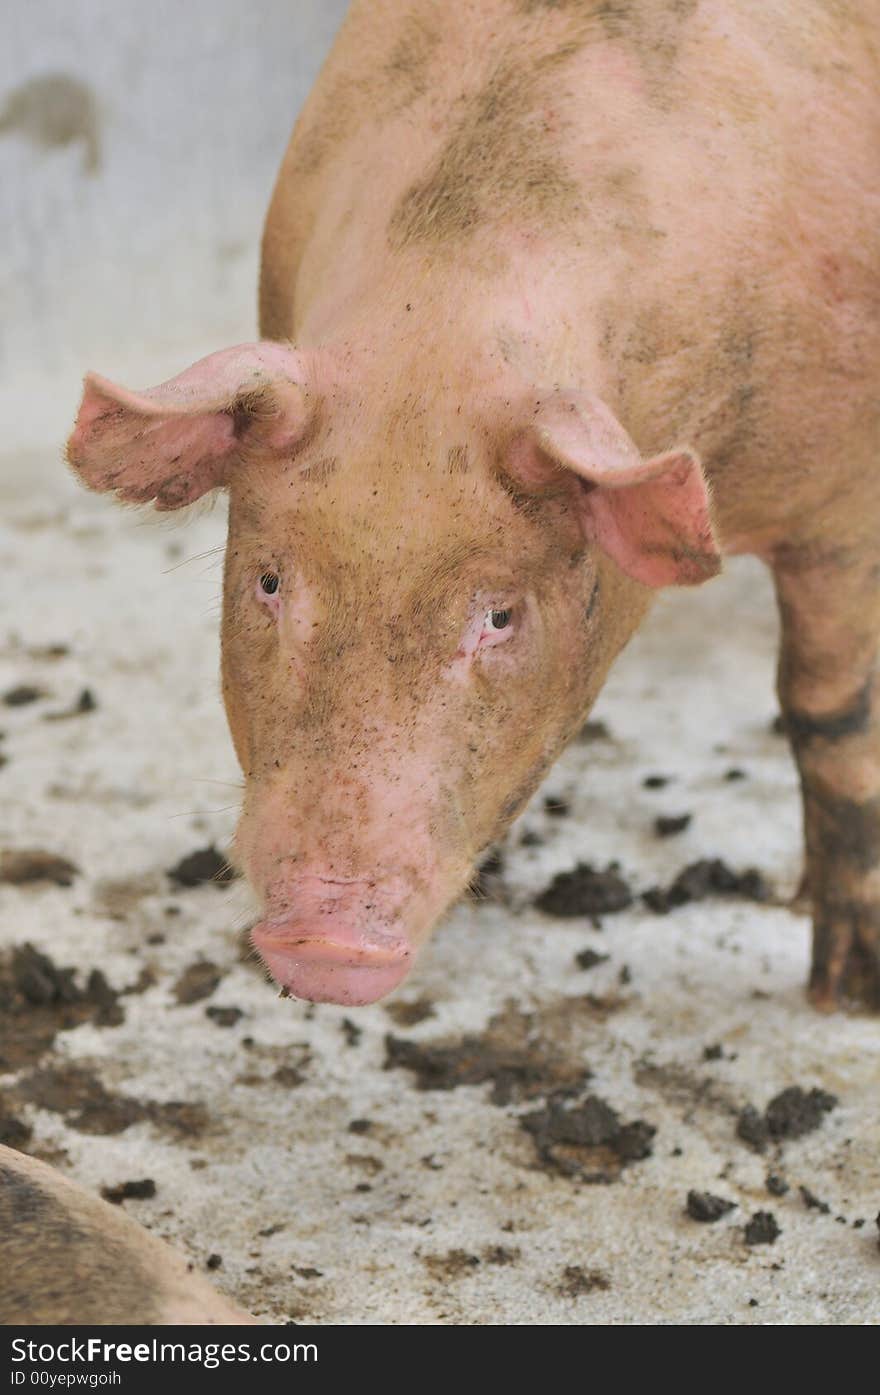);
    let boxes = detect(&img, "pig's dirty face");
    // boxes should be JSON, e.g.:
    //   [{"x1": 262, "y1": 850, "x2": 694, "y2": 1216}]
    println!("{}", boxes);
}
[
  {"x1": 221, "y1": 443, "x2": 608, "y2": 1005},
  {"x1": 66, "y1": 342, "x2": 719, "y2": 1006}
]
